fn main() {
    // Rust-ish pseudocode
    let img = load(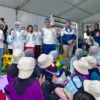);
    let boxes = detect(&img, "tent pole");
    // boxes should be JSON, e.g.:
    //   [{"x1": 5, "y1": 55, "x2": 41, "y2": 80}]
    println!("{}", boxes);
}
[
  {"x1": 16, "y1": 0, "x2": 30, "y2": 9},
  {"x1": 15, "y1": 9, "x2": 18, "y2": 21}
]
